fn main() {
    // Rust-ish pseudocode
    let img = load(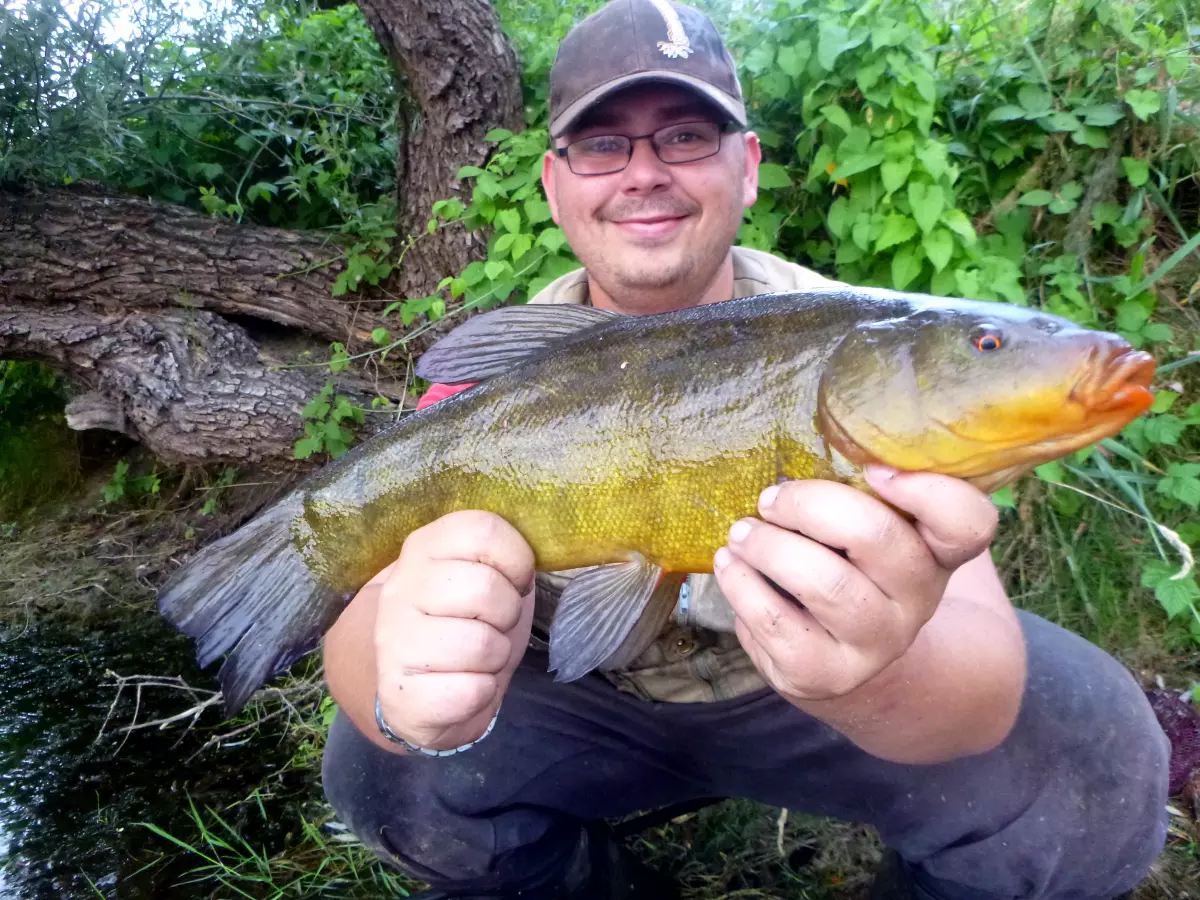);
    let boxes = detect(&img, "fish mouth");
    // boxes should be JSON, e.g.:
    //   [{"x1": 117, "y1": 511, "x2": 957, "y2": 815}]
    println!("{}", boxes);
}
[{"x1": 1070, "y1": 344, "x2": 1156, "y2": 415}]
